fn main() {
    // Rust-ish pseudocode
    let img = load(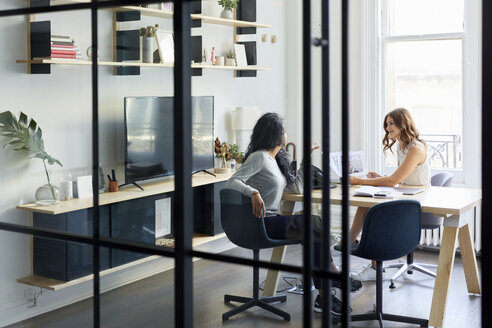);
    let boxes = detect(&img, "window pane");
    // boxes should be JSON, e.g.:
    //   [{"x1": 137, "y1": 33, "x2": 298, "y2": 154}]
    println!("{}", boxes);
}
[
  {"x1": 385, "y1": 39, "x2": 462, "y2": 169},
  {"x1": 387, "y1": 0, "x2": 464, "y2": 36}
]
